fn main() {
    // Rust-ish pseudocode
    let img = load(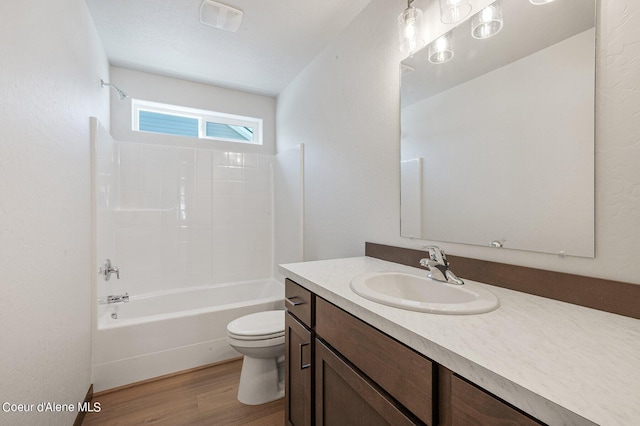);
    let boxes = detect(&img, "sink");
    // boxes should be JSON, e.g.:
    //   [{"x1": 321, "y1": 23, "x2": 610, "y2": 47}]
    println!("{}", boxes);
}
[{"x1": 350, "y1": 272, "x2": 499, "y2": 315}]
